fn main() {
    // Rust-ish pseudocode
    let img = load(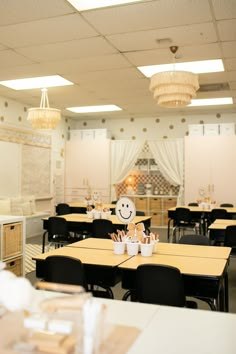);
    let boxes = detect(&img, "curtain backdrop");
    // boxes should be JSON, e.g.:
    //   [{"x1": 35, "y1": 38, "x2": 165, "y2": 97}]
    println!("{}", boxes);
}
[
  {"x1": 148, "y1": 139, "x2": 184, "y2": 204},
  {"x1": 110, "y1": 140, "x2": 145, "y2": 200}
]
